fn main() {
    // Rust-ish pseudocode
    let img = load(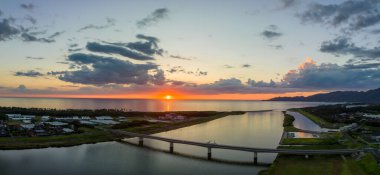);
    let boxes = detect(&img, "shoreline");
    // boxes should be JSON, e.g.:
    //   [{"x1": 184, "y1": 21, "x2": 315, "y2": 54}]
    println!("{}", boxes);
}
[{"x1": 0, "y1": 111, "x2": 245, "y2": 150}]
